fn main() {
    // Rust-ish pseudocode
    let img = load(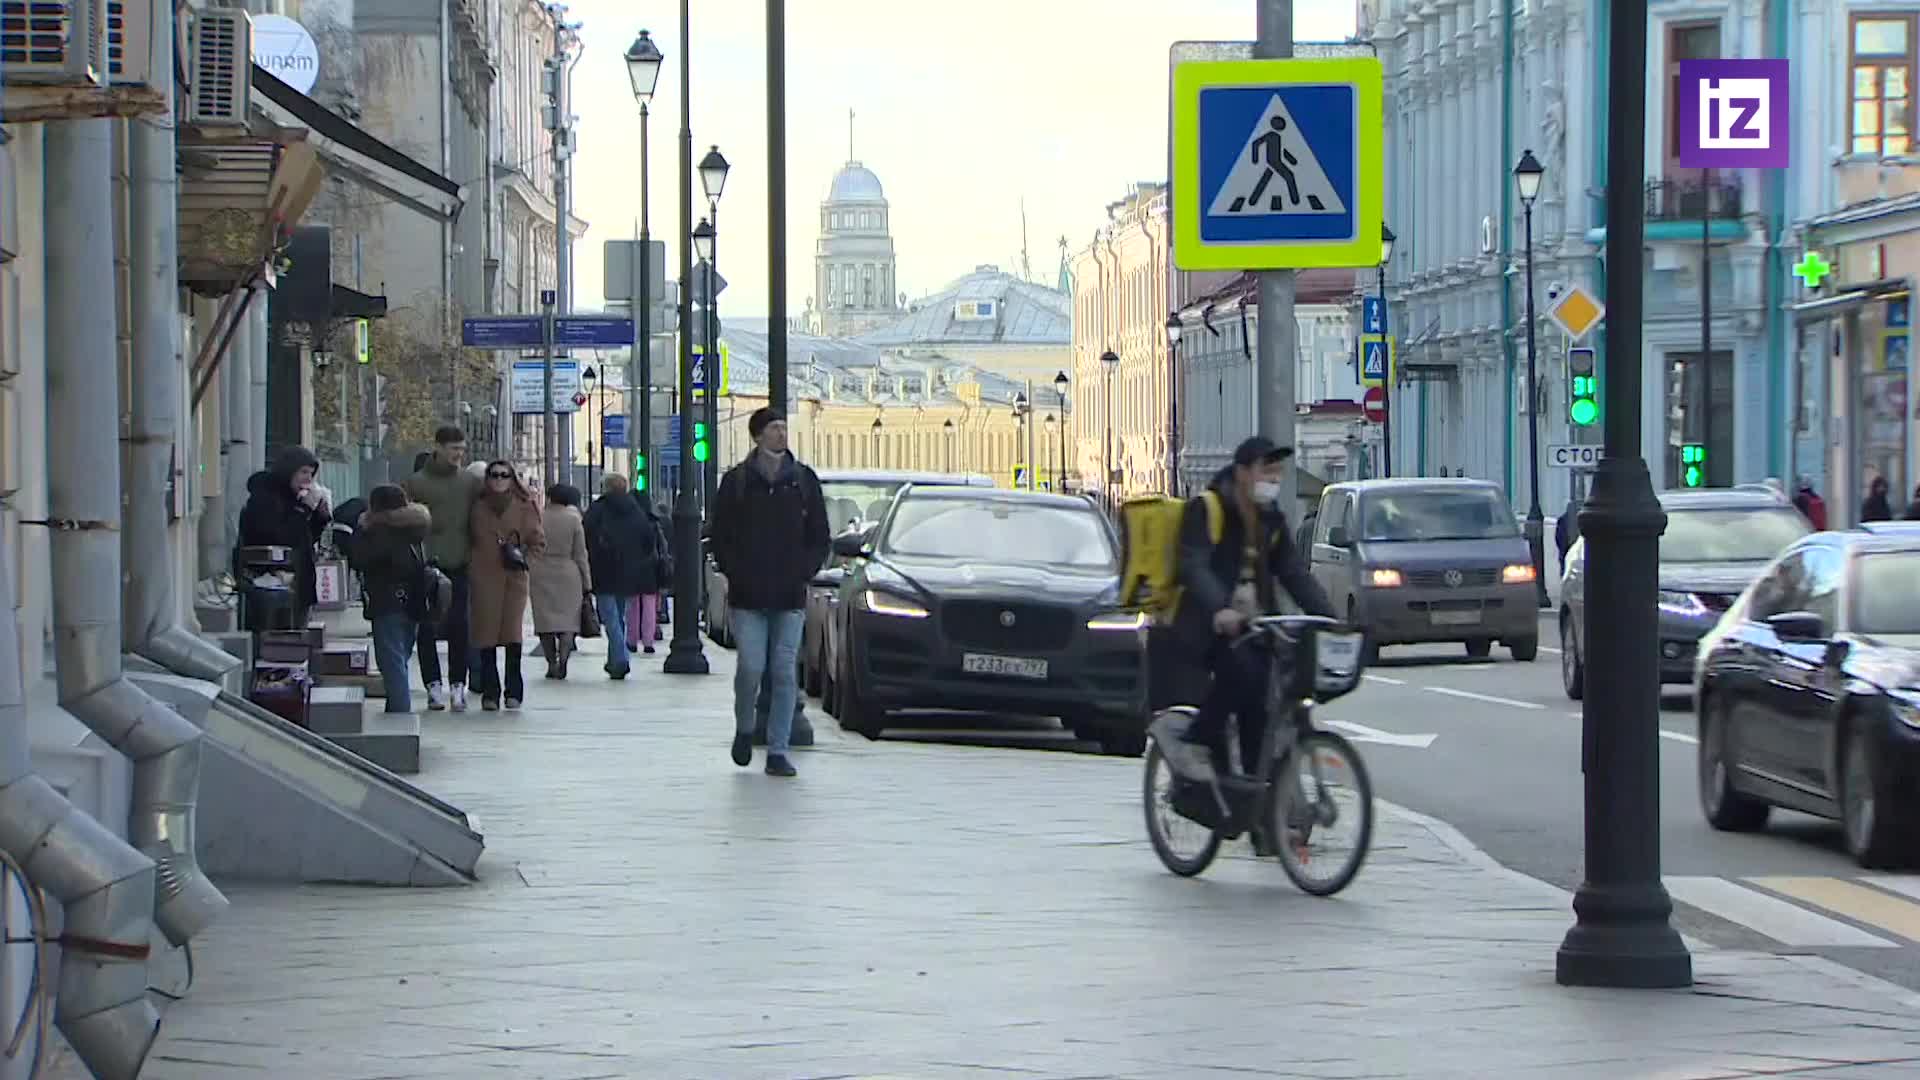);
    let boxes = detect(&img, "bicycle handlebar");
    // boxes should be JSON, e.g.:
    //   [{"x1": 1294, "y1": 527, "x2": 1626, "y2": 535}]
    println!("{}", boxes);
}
[{"x1": 1228, "y1": 613, "x2": 1345, "y2": 650}]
